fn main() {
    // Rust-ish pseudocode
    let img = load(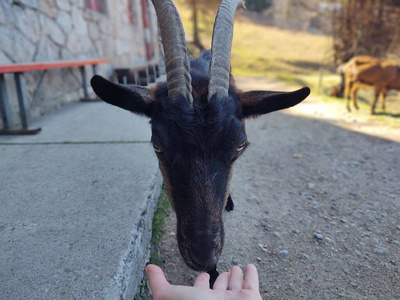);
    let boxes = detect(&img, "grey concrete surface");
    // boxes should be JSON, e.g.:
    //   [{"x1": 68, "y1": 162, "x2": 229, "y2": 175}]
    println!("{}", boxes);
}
[{"x1": 0, "y1": 101, "x2": 162, "y2": 299}]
